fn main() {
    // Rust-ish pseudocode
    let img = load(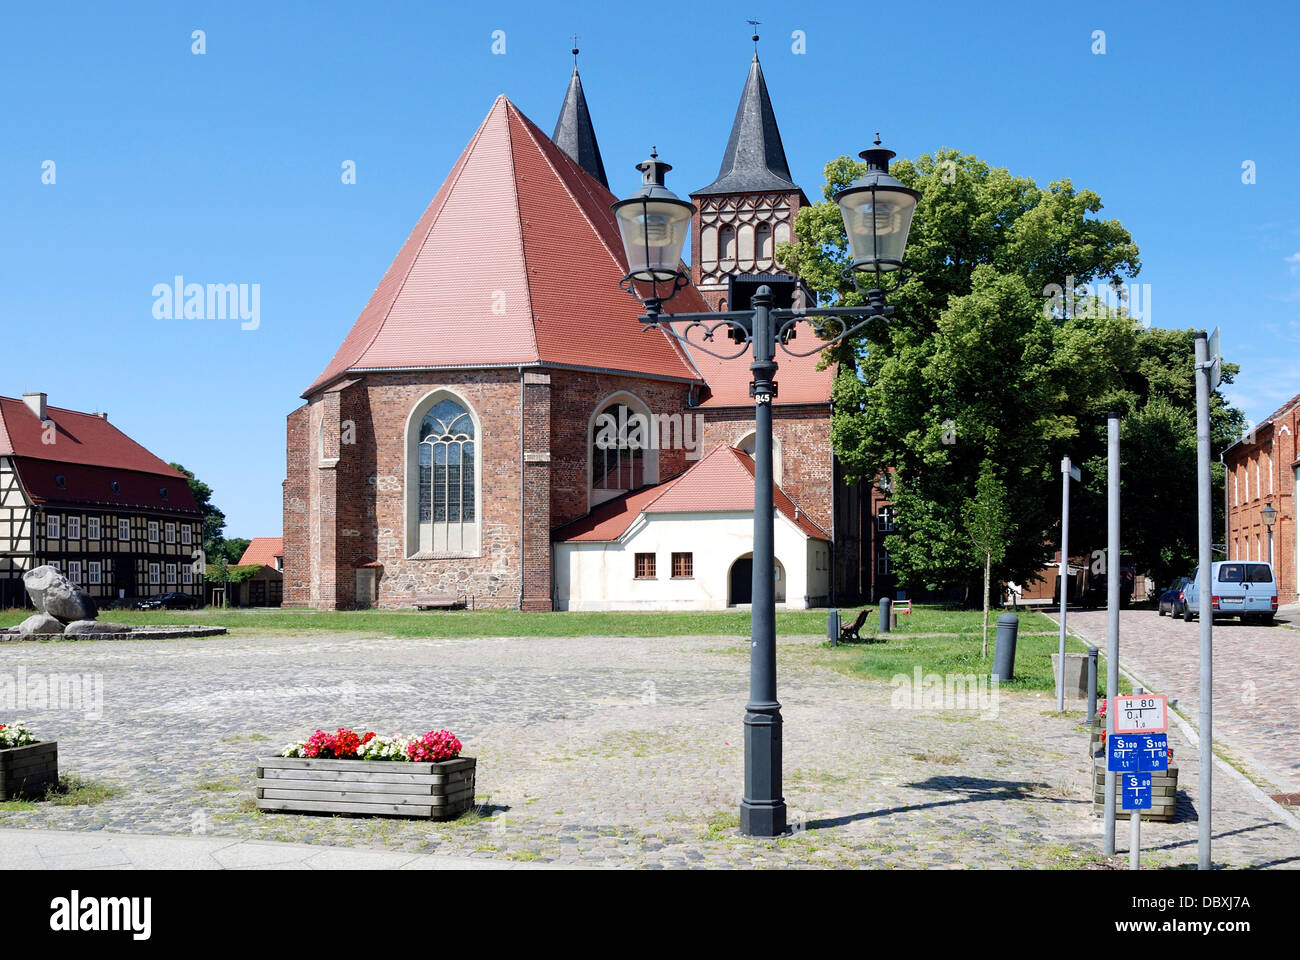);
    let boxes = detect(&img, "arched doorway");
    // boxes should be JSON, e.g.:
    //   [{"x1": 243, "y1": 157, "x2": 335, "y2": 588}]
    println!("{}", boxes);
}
[{"x1": 728, "y1": 553, "x2": 786, "y2": 606}]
